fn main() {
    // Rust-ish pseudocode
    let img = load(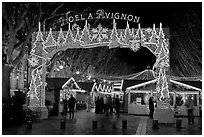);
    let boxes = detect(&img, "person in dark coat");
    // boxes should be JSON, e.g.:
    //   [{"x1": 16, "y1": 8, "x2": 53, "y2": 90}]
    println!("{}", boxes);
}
[
  {"x1": 115, "y1": 95, "x2": 120, "y2": 118},
  {"x1": 68, "y1": 94, "x2": 76, "y2": 119},
  {"x1": 63, "y1": 99, "x2": 68, "y2": 116},
  {"x1": 149, "y1": 97, "x2": 154, "y2": 119},
  {"x1": 99, "y1": 96, "x2": 104, "y2": 114},
  {"x1": 95, "y1": 96, "x2": 100, "y2": 114}
]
